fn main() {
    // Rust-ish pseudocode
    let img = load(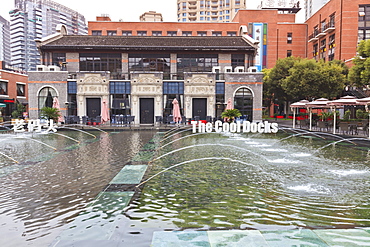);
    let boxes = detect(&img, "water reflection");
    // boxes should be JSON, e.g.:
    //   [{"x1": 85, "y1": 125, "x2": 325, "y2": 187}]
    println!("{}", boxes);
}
[{"x1": 0, "y1": 130, "x2": 156, "y2": 247}]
